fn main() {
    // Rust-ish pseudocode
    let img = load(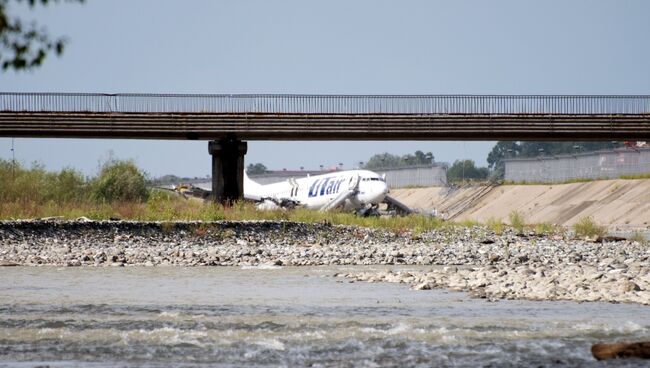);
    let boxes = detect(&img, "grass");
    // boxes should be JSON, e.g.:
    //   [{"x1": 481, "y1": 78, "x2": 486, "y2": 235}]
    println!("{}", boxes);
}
[
  {"x1": 456, "y1": 218, "x2": 480, "y2": 228},
  {"x1": 485, "y1": 217, "x2": 504, "y2": 235},
  {"x1": 627, "y1": 231, "x2": 647, "y2": 245},
  {"x1": 0, "y1": 158, "x2": 453, "y2": 233},
  {"x1": 572, "y1": 216, "x2": 606, "y2": 239},
  {"x1": 534, "y1": 222, "x2": 559, "y2": 235},
  {"x1": 0, "y1": 158, "x2": 606, "y2": 237},
  {"x1": 0, "y1": 191, "x2": 446, "y2": 234},
  {"x1": 619, "y1": 173, "x2": 650, "y2": 180},
  {"x1": 501, "y1": 177, "x2": 606, "y2": 185},
  {"x1": 399, "y1": 184, "x2": 431, "y2": 189},
  {"x1": 502, "y1": 173, "x2": 650, "y2": 186},
  {"x1": 447, "y1": 179, "x2": 492, "y2": 186},
  {"x1": 508, "y1": 210, "x2": 526, "y2": 234},
  {"x1": 1, "y1": 187, "x2": 580, "y2": 237},
  {"x1": 482, "y1": 216, "x2": 563, "y2": 236}
]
